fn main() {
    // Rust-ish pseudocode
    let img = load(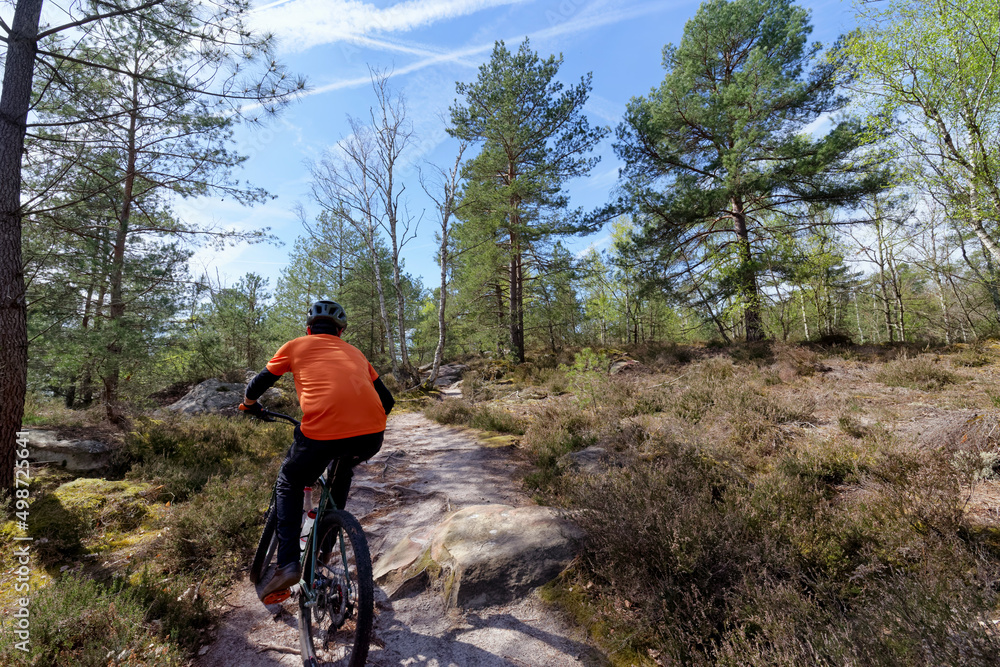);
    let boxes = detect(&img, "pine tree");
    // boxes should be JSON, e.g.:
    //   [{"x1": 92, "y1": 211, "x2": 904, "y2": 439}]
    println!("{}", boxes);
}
[
  {"x1": 615, "y1": 0, "x2": 886, "y2": 341},
  {"x1": 449, "y1": 39, "x2": 607, "y2": 362}
]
